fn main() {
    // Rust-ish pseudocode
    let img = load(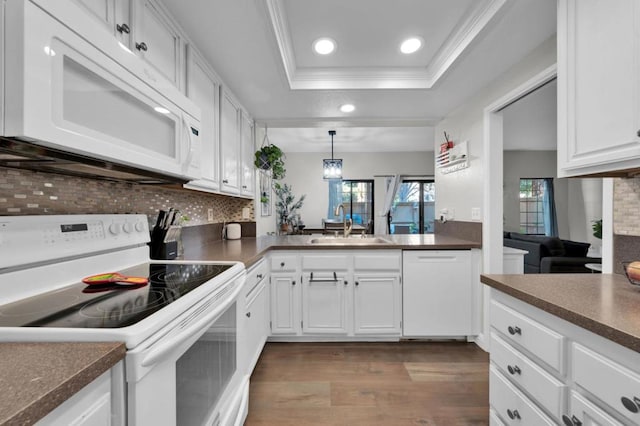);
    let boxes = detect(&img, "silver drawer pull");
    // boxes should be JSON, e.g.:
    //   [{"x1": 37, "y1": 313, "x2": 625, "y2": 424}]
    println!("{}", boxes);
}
[
  {"x1": 507, "y1": 365, "x2": 521, "y2": 375},
  {"x1": 256, "y1": 274, "x2": 263, "y2": 279},
  {"x1": 621, "y1": 396, "x2": 640, "y2": 413},
  {"x1": 507, "y1": 409, "x2": 520, "y2": 420},
  {"x1": 508, "y1": 325, "x2": 522, "y2": 335},
  {"x1": 562, "y1": 414, "x2": 582, "y2": 426}
]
